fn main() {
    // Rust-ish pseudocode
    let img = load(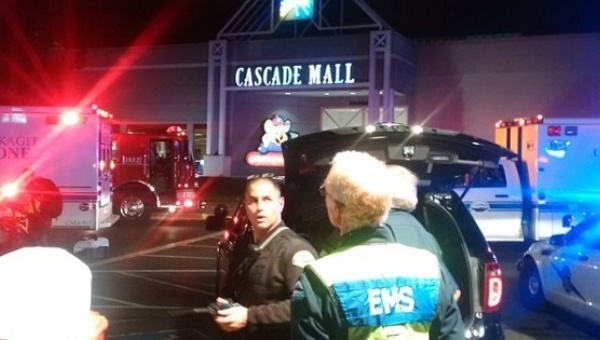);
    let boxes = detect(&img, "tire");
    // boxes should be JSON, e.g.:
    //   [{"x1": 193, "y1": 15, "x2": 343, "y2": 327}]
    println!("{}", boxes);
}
[
  {"x1": 116, "y1": 195, "x2": 152, "y2": 225},
  {"x1": 519, "y1": 259, "x2": 546, "y2": 311}
]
